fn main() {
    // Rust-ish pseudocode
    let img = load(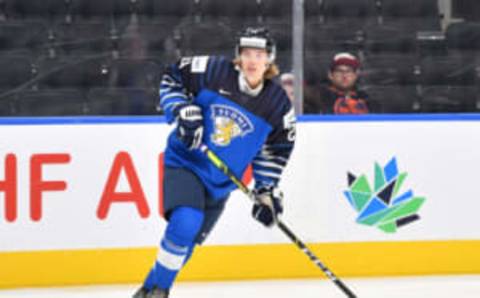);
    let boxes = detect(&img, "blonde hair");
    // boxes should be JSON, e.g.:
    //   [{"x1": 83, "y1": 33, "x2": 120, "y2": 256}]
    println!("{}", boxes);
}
[{"x1": 233, "y1": 58, "x2": 280, "y2": 80}]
